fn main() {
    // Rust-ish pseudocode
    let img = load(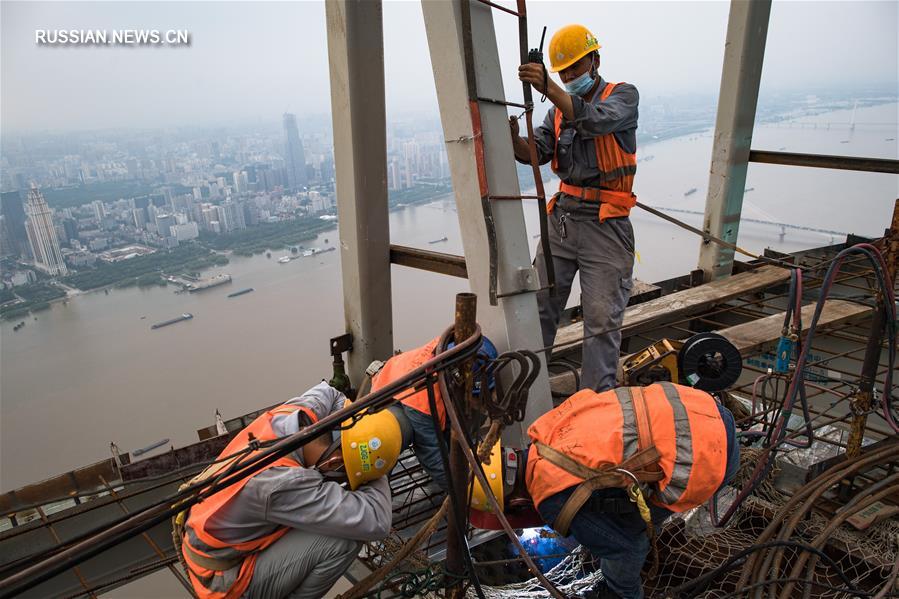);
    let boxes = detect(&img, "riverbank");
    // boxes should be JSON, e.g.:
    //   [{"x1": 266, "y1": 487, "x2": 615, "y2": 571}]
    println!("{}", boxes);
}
[{"x1": 0, "y1": 282, "x2": 67, "y2": 320}]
